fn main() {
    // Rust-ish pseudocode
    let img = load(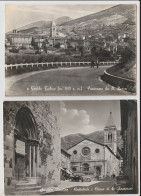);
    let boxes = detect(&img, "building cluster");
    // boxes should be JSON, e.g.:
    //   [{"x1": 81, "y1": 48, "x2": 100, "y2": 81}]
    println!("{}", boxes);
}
[
  {"x1": 5, "y1": 20, "x2": 86, "y2": 56},
  {"x1": 61, "y1": 112, "x2": 121, "y2": 180},
  {"x1": 5, "y1": 19, "x2": 129, "y2": 58}
]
